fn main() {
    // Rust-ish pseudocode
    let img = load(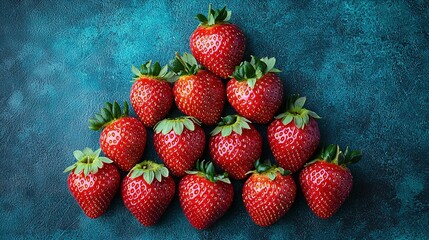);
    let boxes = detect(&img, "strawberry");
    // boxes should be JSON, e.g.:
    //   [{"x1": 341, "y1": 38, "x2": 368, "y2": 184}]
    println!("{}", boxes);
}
[
  {"x1": 179, "y1": 160, "x2": 234, "y2": 230},
  {"x1": 154, "y1": 116, "x2": 206, "y2": 177},
  {"x1": 268, "y1": 95, "x2": 321, "y2": 172},
  {"x1": 130, "y1": 61, "x2": 175, "y2": 127},
  {"x1": 227, "y1": 56, "x2": 283, "y2": 124},
  {"x1": 300, "y1": 144, "x2": 362, "y2": 219},
  {"x1": 89, "y1": 101, "x2": 147, "y2": 171},
  {"x1": 209, "y1": 115, "x2": 262, "y2": 179},
  {"x1": 64, "y1": 148, "x2": 120, "y2": 218},
  {"x1": 122, "y1": 161, "x2": 175, "y2": 226},
  {"x1": 243, "y1": 159, "x2": 296, "y2": 227},
  {"x1": 190, "y1": 5, "x2": 246, "y2": 78},
  {"x1": 169, "y1": 53, "x2": 225, "y2": 125}
]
